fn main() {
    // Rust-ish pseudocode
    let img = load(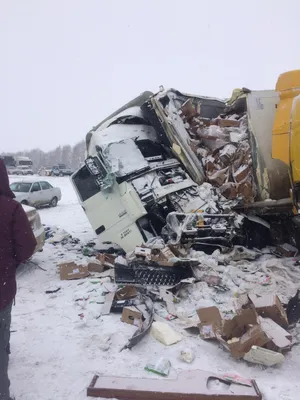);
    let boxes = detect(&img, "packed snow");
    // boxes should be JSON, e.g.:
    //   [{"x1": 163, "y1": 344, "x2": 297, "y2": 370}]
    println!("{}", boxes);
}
[{"x1": 8, "y1": 175, "x2": 300, "y2": 400}]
